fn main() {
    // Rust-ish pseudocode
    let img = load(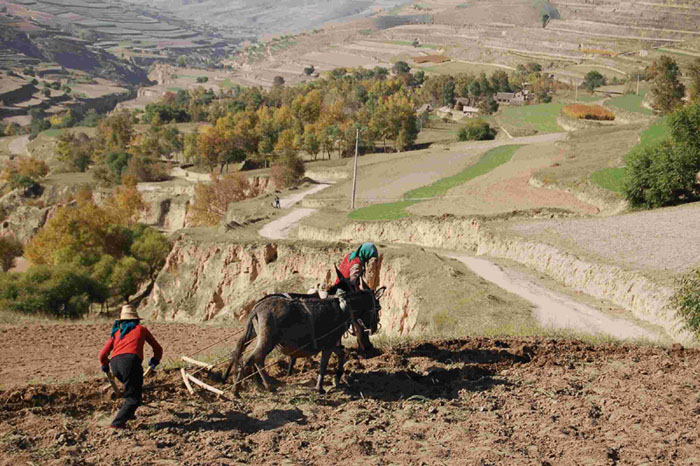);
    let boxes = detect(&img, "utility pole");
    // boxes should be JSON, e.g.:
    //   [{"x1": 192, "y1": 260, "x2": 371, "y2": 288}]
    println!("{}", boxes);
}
[
  {"x1": 636, "y1": 73, "x2": 640, "y2": 95},
  {"x1": 350, "y1": 128, "x2": 359, "y2": 210},
  {"x1": 575, "y1": 81, "x2": 578, "y2": 101}
]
